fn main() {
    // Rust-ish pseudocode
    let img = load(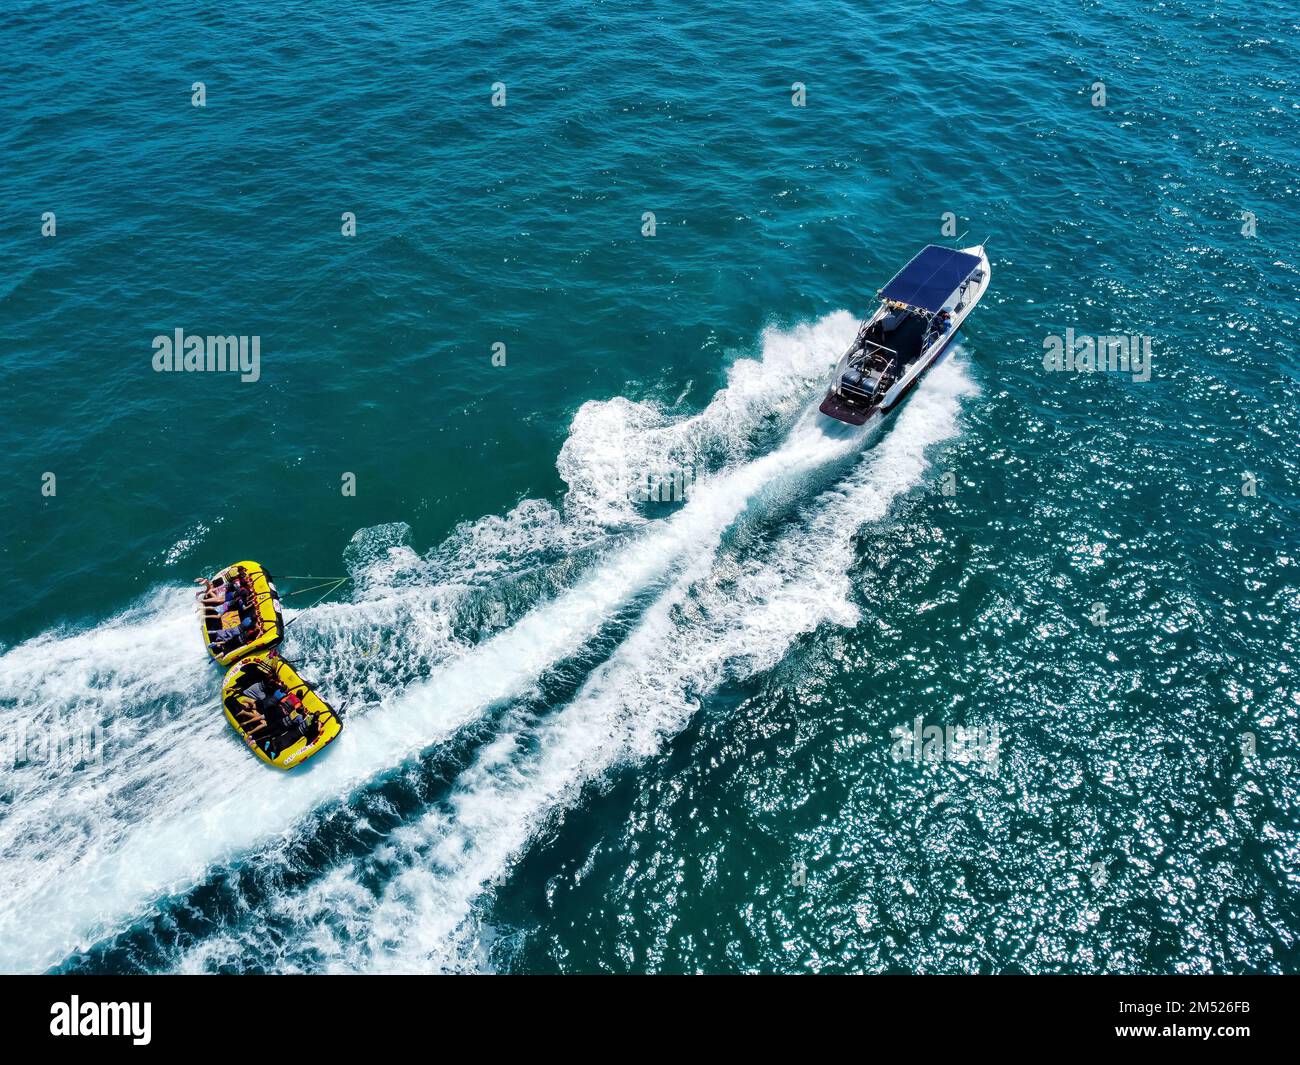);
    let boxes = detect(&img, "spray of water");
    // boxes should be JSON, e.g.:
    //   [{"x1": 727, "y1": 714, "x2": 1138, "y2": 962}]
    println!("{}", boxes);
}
[{"x1": 173, "y1": 355, "x2": 978, "y2": 973}]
